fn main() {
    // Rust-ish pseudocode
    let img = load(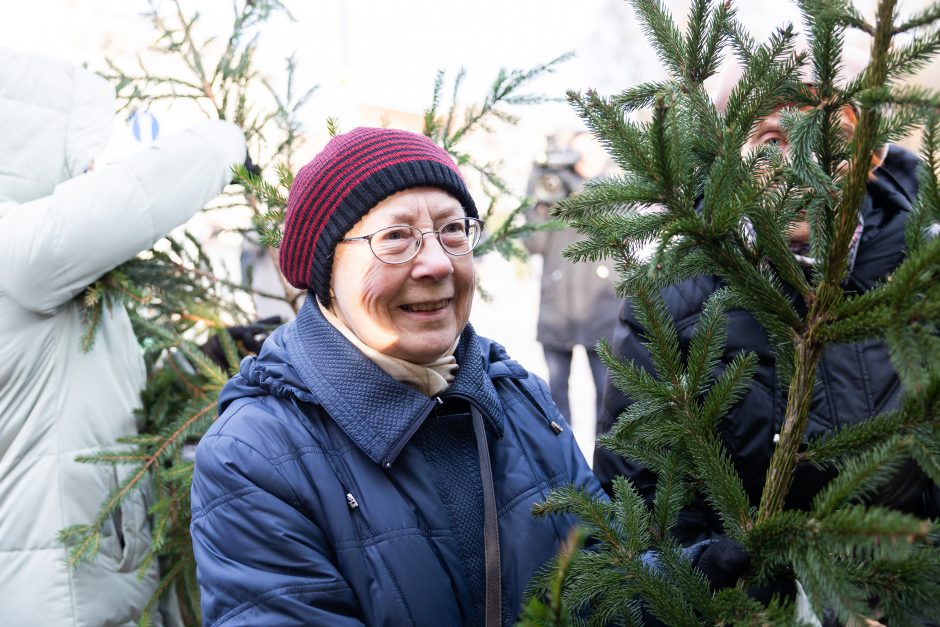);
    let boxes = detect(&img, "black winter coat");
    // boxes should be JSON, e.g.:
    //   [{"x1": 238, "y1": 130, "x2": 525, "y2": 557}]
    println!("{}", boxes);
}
[{"x1": 594, "y1": 145, "x2": 939, "y2": 545}]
